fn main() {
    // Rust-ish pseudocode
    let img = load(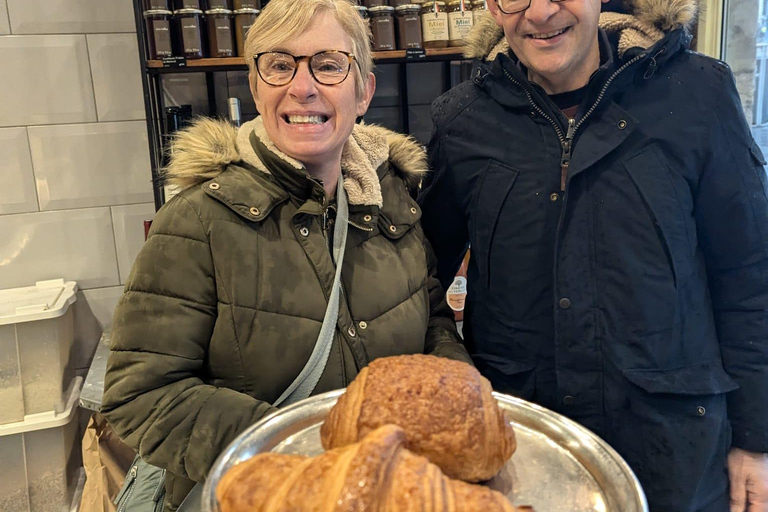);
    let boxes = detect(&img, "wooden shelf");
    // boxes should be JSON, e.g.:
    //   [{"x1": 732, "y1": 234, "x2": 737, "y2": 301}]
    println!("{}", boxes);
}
[{"x1": 146, "y1": 48, "x2": 466, "y2": 71}]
